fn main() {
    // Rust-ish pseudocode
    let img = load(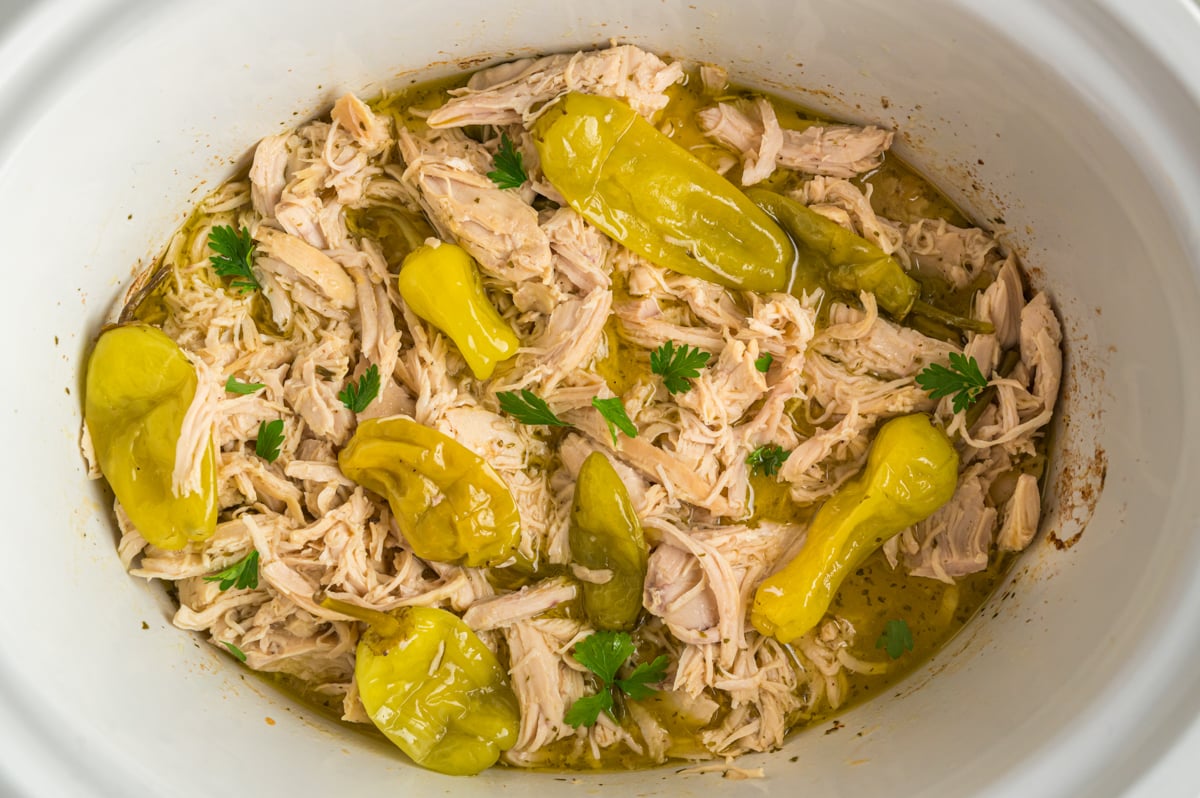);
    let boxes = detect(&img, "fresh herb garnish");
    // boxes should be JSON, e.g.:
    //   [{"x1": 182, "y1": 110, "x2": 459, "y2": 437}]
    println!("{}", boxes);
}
[
  {"x1": 650, "y1": 340, "x2": 711, "y2": 395},
  {"x1": 207, "y1": 225, "x2": 260, "y2": 293},
  {"x1": 338, "y1": 364, "x2": 381, "y2": 413},
  {"x1": 876, "y1": 619, "x2": 914, "y2": 659},
  {"x1": 225, "y1": 376, "x2": 265, "y2": 395},
  {"x1": 203, "y1": 550, "x2": 260, "y2": 592},
  {"x1": 592, "y1": 397, "x2": 637, "y2": 446},
  {"x1": 255, "y1": 419, "x2": 285, "y2": 463},
  {"x1": 754, "y1": 352, "x2": 773, "y2": 373},
  {"x1": 564, "y1": 631, "x2": 668, "y2": 728},
  {"x1": 487, "y1": 133, "x2": 528, "y2": 189},
  {"x1": 915, "y1": 353, "x2": 989, "y2": 414},
  {"x1": 223, "y1": 642, "x2": 248, "y2": 663},
  {"x1": 496, "y1": 389, "x2": 572, "y2": 427},
  {"x1": 746, "y1": 443, "x2": 789, "y2": 477}
]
